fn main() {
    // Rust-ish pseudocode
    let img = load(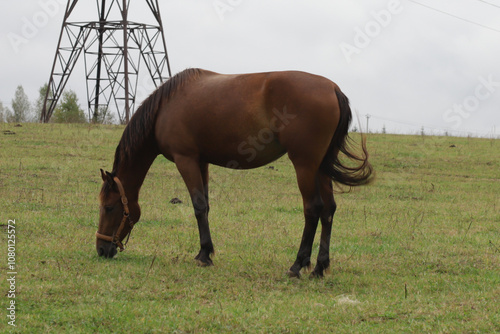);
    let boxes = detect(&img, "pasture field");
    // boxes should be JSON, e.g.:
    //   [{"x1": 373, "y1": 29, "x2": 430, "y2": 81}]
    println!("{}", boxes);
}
[{"x1": 0, "y1": 122, "x2": 499, "y2": 333}]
